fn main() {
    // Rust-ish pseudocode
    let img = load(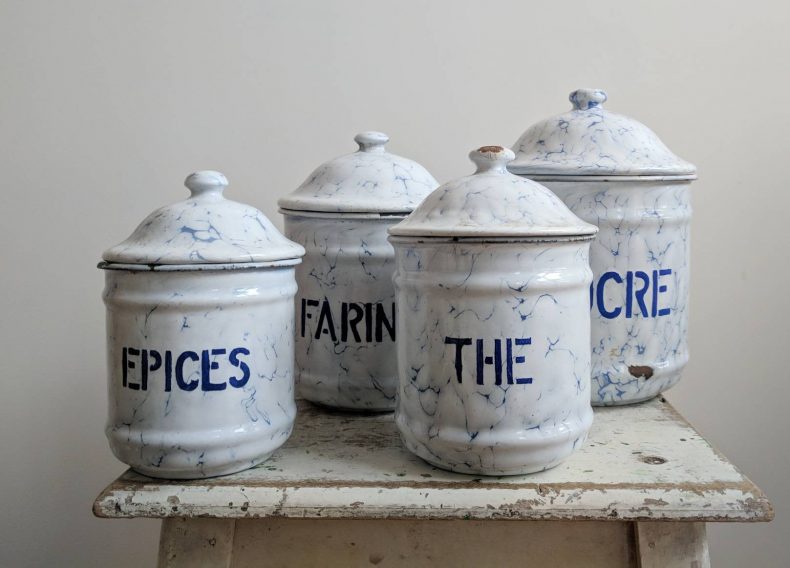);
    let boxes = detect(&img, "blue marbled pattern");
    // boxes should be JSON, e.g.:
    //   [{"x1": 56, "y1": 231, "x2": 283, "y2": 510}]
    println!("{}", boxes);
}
[
  {"x1": 279, "y1": 132, "x2": 438, "y2": 214},
  {"x1": 284, "y1": 213, "x2": 402, "y2": 410},
  {"x1": 545, "y1": 179, "x2": 692, "y2": 405},
  {"x1": 103, "y1": 266, "x2": 299, "y2": 478},
  {"x1": 101, "y1": 171, "x2": 304, "y2": 478},
  {"x1": 389, "y1": 146, "x2": 596, "y2": 475},
  {"x1": 104, "y1": 171, "x2": 304, "y2": 265},
  {"x1": 509, "y1": 89, "x2": 696, "y2": 405},
  {"x1": 279, "y1": 132, "x2": 437, "y2": 411},
  {"x1": 390, "y1": 240, "x2": 594, "y2": 475},
  {"x1": 509, "y1": 89, "x2": 696, "y2": 178}
]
